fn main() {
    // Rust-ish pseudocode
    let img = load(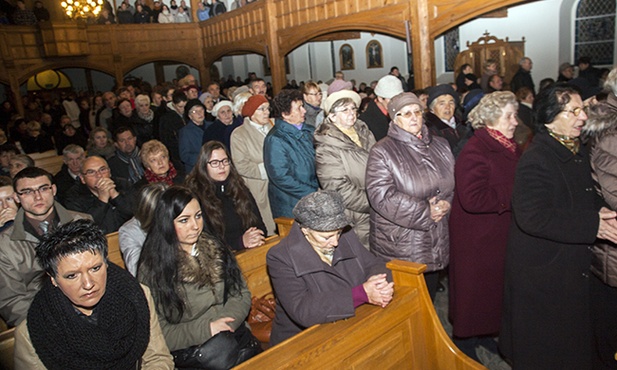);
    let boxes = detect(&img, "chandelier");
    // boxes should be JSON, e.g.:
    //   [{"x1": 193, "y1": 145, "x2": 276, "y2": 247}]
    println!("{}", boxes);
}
[{"x1": 60, "y1": 0, "x2": 103, "y2": 19}]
